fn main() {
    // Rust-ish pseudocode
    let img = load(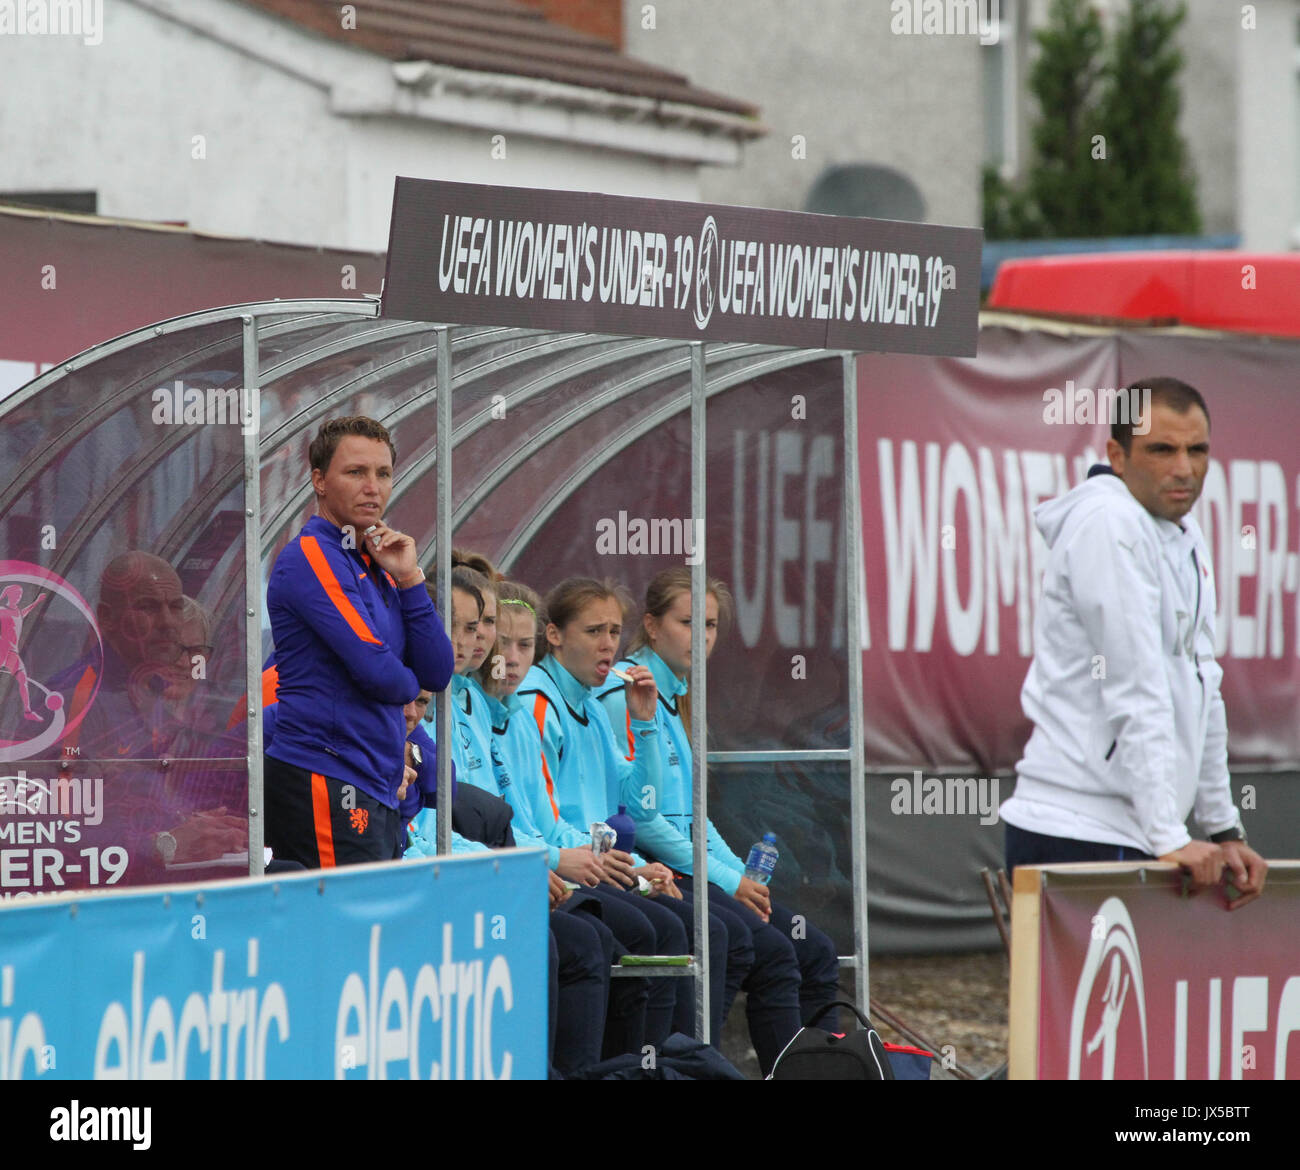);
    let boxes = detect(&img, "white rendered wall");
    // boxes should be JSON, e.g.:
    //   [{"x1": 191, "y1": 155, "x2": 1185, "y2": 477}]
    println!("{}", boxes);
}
[
  {"x1": 1236, "y1": 0, "x2": 1300, "y2": 250},
  {"x1": 623, "y1": 0, "x2": 985, "y2": 227},
  {"x1": 0, "y1": 0, "x2": 719, "y2": 252}
]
